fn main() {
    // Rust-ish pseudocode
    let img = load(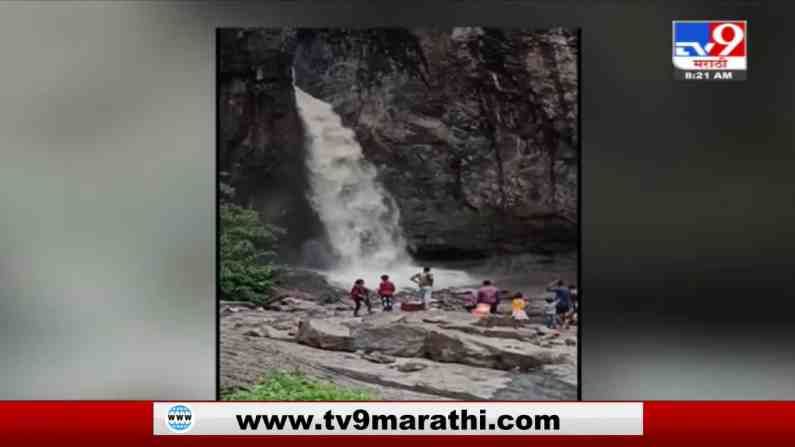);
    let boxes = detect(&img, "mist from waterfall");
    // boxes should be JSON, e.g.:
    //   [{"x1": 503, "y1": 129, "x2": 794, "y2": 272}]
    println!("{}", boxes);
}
[{"x1": 295, "y1": 87, "x2": 472, "y2": 289}]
